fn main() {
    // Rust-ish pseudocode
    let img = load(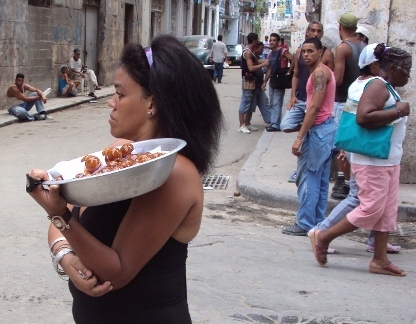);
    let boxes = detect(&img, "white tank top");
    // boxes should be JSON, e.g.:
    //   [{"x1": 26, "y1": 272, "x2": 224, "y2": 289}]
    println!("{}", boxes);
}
[{"x1": 347, "y1": 76, "x2": 406, "y2": 166}]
